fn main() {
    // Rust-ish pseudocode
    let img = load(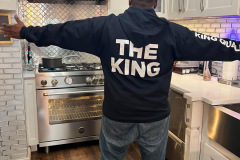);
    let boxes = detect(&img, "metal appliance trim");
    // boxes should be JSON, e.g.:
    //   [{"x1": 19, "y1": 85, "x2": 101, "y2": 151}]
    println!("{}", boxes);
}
[
  {"x1": 35, "y1": 70, "x2": 104, "y2": 77},
  {"x1": 168, "y1": 131, "x2": 185, "y2": 146},
  {"x1": 39, "y1": 135, "x2": 99, "y2": 147},
  {"x1": 43, "y1": 89, "x2": 104, "y2": 96}
]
